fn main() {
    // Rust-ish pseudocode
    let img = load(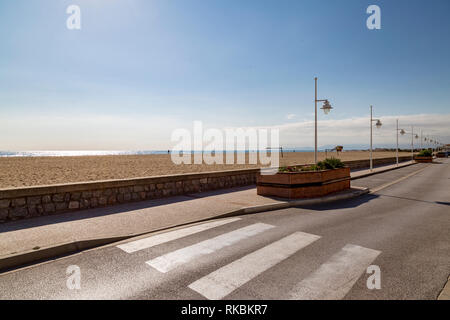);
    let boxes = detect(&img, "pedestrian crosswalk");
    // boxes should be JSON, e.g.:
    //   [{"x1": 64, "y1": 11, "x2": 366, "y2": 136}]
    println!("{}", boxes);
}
[
  {"x1": 188, "y1": 232, "x2": 321, "y2": 300},
  {"x1": 146, "y1": 223, "x2": 274, "y2": 273},
  {"x1": 287, "y1": 244, "x2": 381, "y2": 300},
  {"x1": 116, "y1": 218, "x2": 382, "y2": 300},
  {"x1": 117, "y1": 217, "x2": 242, "y2": 253}
]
